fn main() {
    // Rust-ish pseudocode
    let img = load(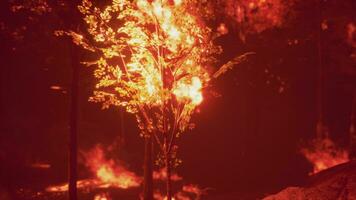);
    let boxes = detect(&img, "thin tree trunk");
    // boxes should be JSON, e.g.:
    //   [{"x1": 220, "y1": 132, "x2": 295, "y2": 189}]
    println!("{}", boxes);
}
[
  {"x1": 350, "y1": 91, "x2": 356, "y2": 159},
  {"x1": 120, "y1": 108, "x2": 125, "y2": 147},
  {"x1": 68, "y1": 41, "x2": 79, "y2": 200},
  {"x1": 165, "y1": 154, "x2": 172, "y2": 200},
  {"x1": 316, "y1": 0, "x2": 325, "y2": 139},
  {"x1": 143, "y1": 136, "x2": 153, "y2": 200}
]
